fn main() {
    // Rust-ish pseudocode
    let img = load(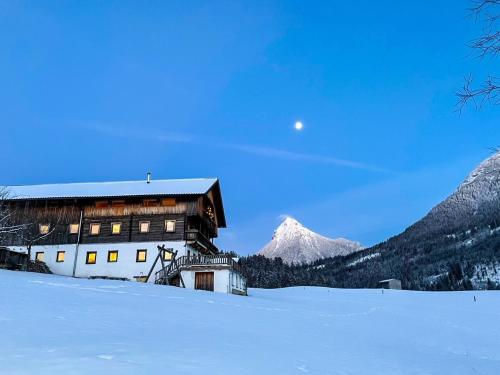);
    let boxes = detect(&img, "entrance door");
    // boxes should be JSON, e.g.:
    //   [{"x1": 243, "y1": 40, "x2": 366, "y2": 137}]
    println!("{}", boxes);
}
[{"x1": 195, "y1": 272, "x2": 214, "y2": 291}]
